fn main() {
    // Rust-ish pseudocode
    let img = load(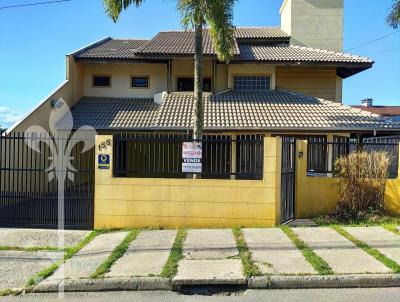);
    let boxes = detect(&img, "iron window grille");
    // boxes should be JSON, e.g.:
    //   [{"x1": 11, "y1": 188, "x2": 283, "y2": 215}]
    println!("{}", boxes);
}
[{"x1": 113, "y1": 133, "x2": 264, "y2": 180}]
